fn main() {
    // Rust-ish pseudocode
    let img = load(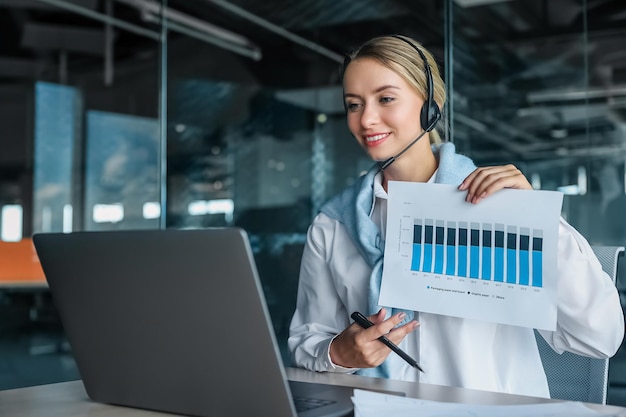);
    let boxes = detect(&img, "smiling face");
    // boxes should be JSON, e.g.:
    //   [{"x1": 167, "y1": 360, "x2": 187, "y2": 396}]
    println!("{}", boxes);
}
[{"x1": 343, "y1": 57, "x2": 427, "y2": 163}]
